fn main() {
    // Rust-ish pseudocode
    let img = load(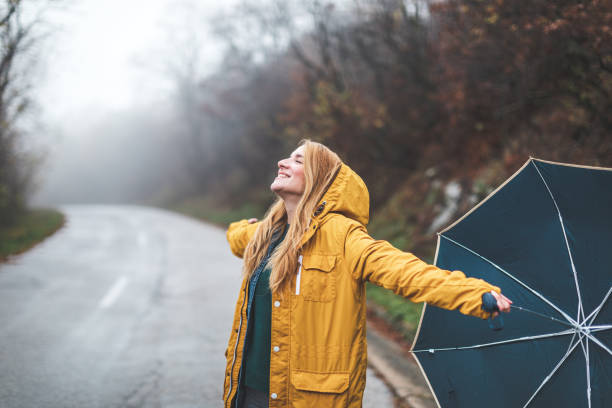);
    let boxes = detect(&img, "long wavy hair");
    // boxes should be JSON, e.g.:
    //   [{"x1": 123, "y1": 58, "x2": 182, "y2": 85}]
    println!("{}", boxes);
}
[{"x1": 242, "y1": 139, "x2": 342, "y2": 294}]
